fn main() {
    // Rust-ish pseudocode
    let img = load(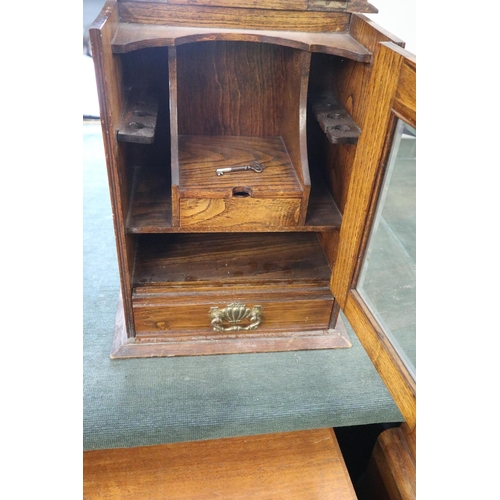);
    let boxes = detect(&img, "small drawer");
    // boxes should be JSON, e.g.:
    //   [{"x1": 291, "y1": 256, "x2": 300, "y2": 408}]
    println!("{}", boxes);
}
[
  {"x1": 132, "y1": 289, "x2": 334, "y2": 338},
  {"x1": 179, "y1": 197, "x2": 301, "y2": 228},
  {"x1": 176, "y1": 135, "x2": 306, "y2": 228}
]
